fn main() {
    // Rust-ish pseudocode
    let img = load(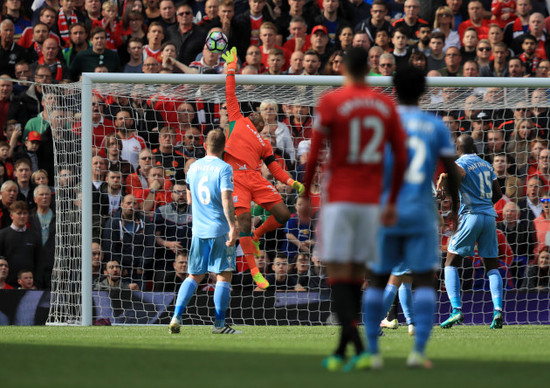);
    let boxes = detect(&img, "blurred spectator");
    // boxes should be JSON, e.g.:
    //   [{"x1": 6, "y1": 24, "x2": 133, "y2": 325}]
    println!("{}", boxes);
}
[
  {"x1": 169, "y1": 3, "x2": 207, "y2": 65},
  {"x1": 294, "y1": 252, "x2": 324, "y2": 290},
  {"x1": 277, "y1": 0, "x2": 318, "y2": 44},
  {"x1": 136, "y1": 165, "x2": 172, "y2": 213},
  {"x1": 281, "y1": 196, "x2": 314, "y2": 261},
  {"x1": 33, "y1": 37, "x2": 70, "y2": 82},
  {"x1": 55, "y1": 0, "x2": 85, "y2": 46},
  {"x1": 493, "y1": 153, "x2": 523, "y2": 201},
  {"x1": 10, "y1": 65, "x2": 53, "y2": 126},
  {"x1": 410, "y1": 24, "x2": 431, "y2": 54},
  {"x1": 14, "y1": 158, "x2": 36, "y2": 209},
  {"x1": 102, "y1": 194, "x2": 154, "y2": 284},
  {"x1": 29, "y1": 184, "x2": 55, "y2": 289},
  {"x1": 234, "y1": 0, "x2": 276, "y2": 61},
  {"x1": 335, "y1": 25, "x2": 353, "y2": 51},
  {"x1": 94, "y1": 259, "x2": 140, "y2": 290},
  {"x1": 534, "y1": 194, "x2": 550, "y2": 254},
  {"x1": 130, "y1": 88, "x2": 165, "y2": 145},
  {"x1": 439, "y1": 46, "x2": 462, "y2": 75},
  {"x1": 0, "y1": 201, "x2": 41, "y2": 288},
  {"x1": 519, "y1": 175, "x2": 545, "y2": 224},
  {"x1": 352, "y1": 30, "x2": 371, "y2": 50},
  {"x1": 118, "y1": 11, "x2": 146, "y2": 66},
  {"x1": 259, "y1": 22, "x2": 291, "y2": 70},
  {"x1": 70, "y1": 27, "x2": 120, "y2": 80},
  {"x1": 145, "y1": 0, "x2": 161, "y2": 22},
  {"x1": 355, "y1": 0, "x2": 392, "y2": 46},
  {"x1": 102, "y1": 170, "x2": 126, "y2": 216},
  {"x1": 498, "y1": 201, "x2": 535, "y2": 281},
  {"x1": 309, "y1": 25, "x2": 332, "y2": 68},
  {"x1": 126, "y1": 148, "x2": 153, "y2": 196},
  {"x1": 480, "y1": 41, "x2": 508, "y2": 76},
  {"x1": 284, "y1": 104, "x2": 312, "y2": 147},
  {"x1": 153, "y1": 182, "x2": 192, "y2": 270},
  {"x1": 153, "y1": 250, "x2": 189, "y2": 291},
  {"x1": 142, "y1": 55, "x2": 161, "y2": 73},
  {"x1": 458, "y1": 0, "x2": 490, "y2": 42},
  {"x1": 12, "y1": 130, "x2": 42, "y2": 173},
  {"x1": 375, "y1": 28, "x2": 392, "y2": 53},
  {"x1": 152, "y1": 126, "x2": 186, "y2": 182},
  {"x1": 92, "y1": 240, "x2": 103, "y2": 282},
  {"x1": 512, "y1": 13, "x2": 549, "y2": 60},
  {"x1": 282, "y1": 16, "x2": 310, "y2": 53},
  {"x1": 461, "y1": 27, "x2": 479, "y2": 63},
  {"x1": 530, "y1": 89, "x2": 549, "y2": 130},
  {"x1": 189, "y1": 41, "x2": 226, "y2": 73},
  {"x1": 284, "y1": 50, "x2": 304, "y2": 74},
  {"x1": 0, "y1": 77, "x2": 16, "y2": 133},
  {"x1": 427, "y1": 31, "x2": 446, "y2": 71},
  {"x1": 259, "y1": 99, "x2": 295, "y2": 164},
  {"x1": 111, "y1": 108, "x2": 146, "y2": 169},
  {"x1": 507, "y1": 56, "x2": 526, "y2": 77},
  {"x1": 521, "y1": 247, "x2": 550, "y2": 289},
  {"x1": 302, "y1": 49, "x2": 321, "y2": 75},
  {"x1": 518, "y1": 34, "x2": 541, "y2": 76},
  {"x1": 0, "y1": 180, "x2": 18, "y2": 228},
  {"x1": 0, "y1": 19, "x2": 28, "y2": 77},
  {"x1": 379, "y1": 52, "x2": 396, "y2": 76},
  {"x1": 367, "y1": 46, "x2": 382, "y2": 75},
  {"x1": 476, "y1": 39, "x2": 493, "y2": 69},
  {"x1": 123, "y1": 37, "x2": 144, "y2": 73},
  {"x1": 391, "y1": 27, "x2": 411, "y2": 70},
  {"x1": 432, "y1": 5, "x2": 460, "y2": 52},
  {"x1": 243, "y1": 45, "x2": 266, "y2": 73},
  {"x1": 103, "y1": 133, "x2": 135, "y2": 183},
  {"x1": 18, "y1": 22, "x2": 50, "y2": 63},
  {"x1": 392, "y1": 0, "x2": 428, "y2": 42},
  {"x1": 143, "y1": 21, "x2": 164, "y2": 62},
  {"x1": 262, "y1": 254, "x2": 305, "y2": 291},
  {"x1": 158, "y1": 0, "x2": 177, "y2": 32},
  {"x1": 488, "y1": 24, "x2": 504, "y2": 49},
  {"x1": 182, "y1": 126, "x2": 205, "y2": 159},
  {"x1": 266, "y1": 48, "x2": 285, "y2": 75},
  {"x1": 0, "y1": 257, "x2": 13, "y2": 289},
  {"x1": 16, "y1": 269, "x2": 36, "y2": 289}
]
